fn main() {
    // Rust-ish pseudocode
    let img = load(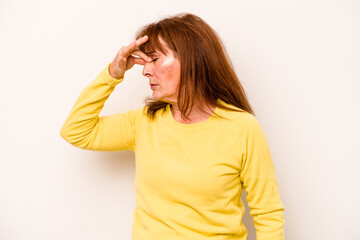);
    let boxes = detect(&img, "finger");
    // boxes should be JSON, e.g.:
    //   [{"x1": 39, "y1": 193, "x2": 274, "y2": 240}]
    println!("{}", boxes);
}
[
  {"x1": 134, "y1": 35, "x2": 149, "y2": 47},
  {"x1": 125, "y1": 56, "x2": 146, "y2": 70},
  {"x1": 121, "y1": 35, "x2": 149, "y2": 57},
  {"x1": 132, "y1": 49, "x2": 152, "y2": 62},
  {"x1": 131, "y1": 57, "x2": 146, "y2": 66}
]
